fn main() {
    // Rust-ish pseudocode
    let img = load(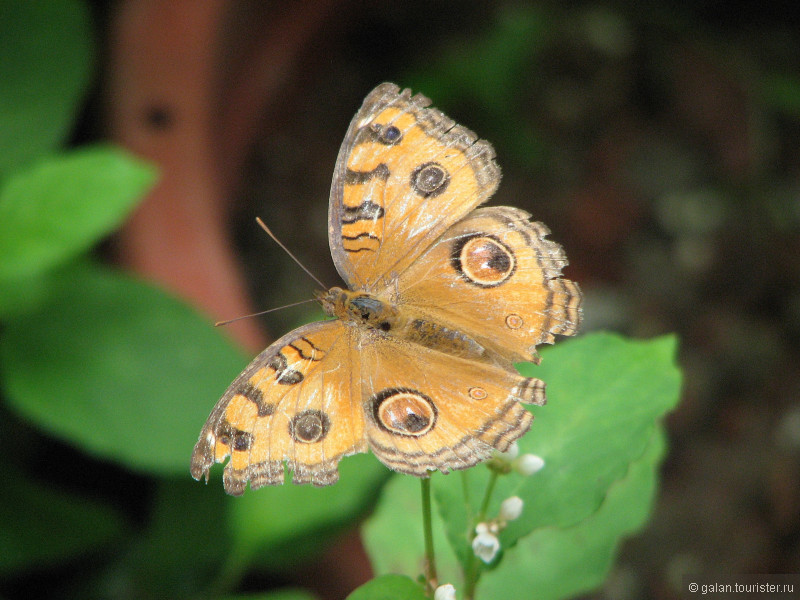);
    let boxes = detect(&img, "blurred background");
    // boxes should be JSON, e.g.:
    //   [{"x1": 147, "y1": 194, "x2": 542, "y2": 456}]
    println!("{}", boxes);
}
[{"x1": 3, "y1": 1, "x2": 800, "y2": 599}]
